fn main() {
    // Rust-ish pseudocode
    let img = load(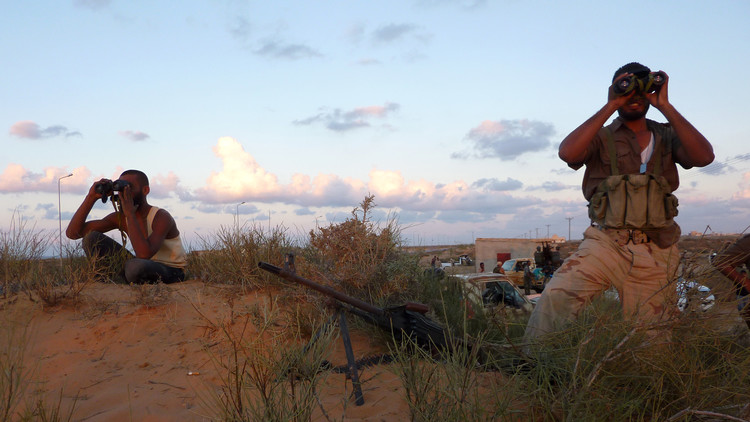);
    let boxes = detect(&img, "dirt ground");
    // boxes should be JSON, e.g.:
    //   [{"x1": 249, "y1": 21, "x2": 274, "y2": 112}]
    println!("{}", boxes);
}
[
  {"x1": 3, "y1": 281, "x2": 409, "y2": 421},
  {"x1": 3, "y1": 235, "x2": 743, "y2": 421}
]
